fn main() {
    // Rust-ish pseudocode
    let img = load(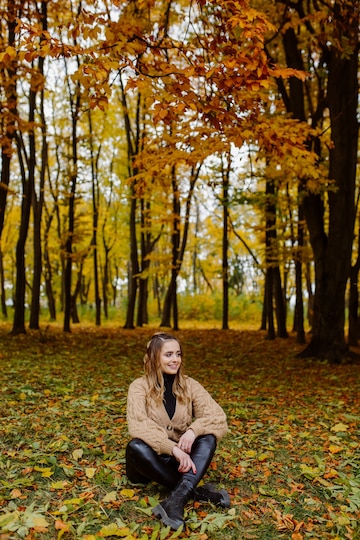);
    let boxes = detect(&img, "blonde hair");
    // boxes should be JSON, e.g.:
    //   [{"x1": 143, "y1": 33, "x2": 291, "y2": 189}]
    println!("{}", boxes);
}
[{"x1": 144, "y1": 332, "x2": 189, "y2": 403}]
